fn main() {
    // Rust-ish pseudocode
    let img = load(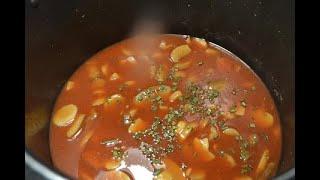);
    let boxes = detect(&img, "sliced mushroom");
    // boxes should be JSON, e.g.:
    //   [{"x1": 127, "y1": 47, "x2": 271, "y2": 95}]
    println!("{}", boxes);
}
[
  {"x1": 253, "y1": 109, "x2": 274, "y2": 128},
  {"x1": 119, "y1": 56, "x2": 137, "y2": 65},
  {"x1": 199, "y1": 138, "x2": 209, "y2": 150},
  {"x1": 156, "y1": 158, "x2": 185, "y2": 180},
  {"x1": 124, "y1": 80, "x2": 136, "y2": 86},
  {"x1": 223, "y1": 128, "x2": 240, "y2": 136},
  {"x1": 193, "y1": 137, "x2": 215, "y2": 162},
  {"x1": 92, "y1": 97, "x2": 106, "y2": 106},
  {"x1": 128, "y1": 118, "x2": 148, "y2": 133},
  {"x1": 222, "y1": 153, "x2": 237, "y2": 168},
  {"x1": 155, "y1": 65, "x2": 168, "y2": 82},
  {"x1": 80, "y1": 130, "x2": 94, "y2": 148},
  {"x1": 178, "y1": 122, "x2": 193, "y2": 141},
  {"x1": 259, "y1": 162, "x2": 276, "y2": 179},
  {"x1": 235, "y1": 105, "x2": 246, "y2": 116},
  {"x1": 170, "y1": 45, "x2": 191, "y2": 63},
  {"x1": 256, "y1": 149, "x2": 270, "y2": 175},
  {"x1": 192, "y1": 38, "x2": 207, "y2": 48},
  {"x1": 169, "y1": 91, "x2": 182, "y2": 102},
  {"x1": 52, "y1": 104, "x2": 78, "y2": 127},
  {"x1": 208, "y1": 126, "x2": 219, "y2": 140},
  {"x1": 67, "y1": 114, "x2": 85, "y2": 138}
]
